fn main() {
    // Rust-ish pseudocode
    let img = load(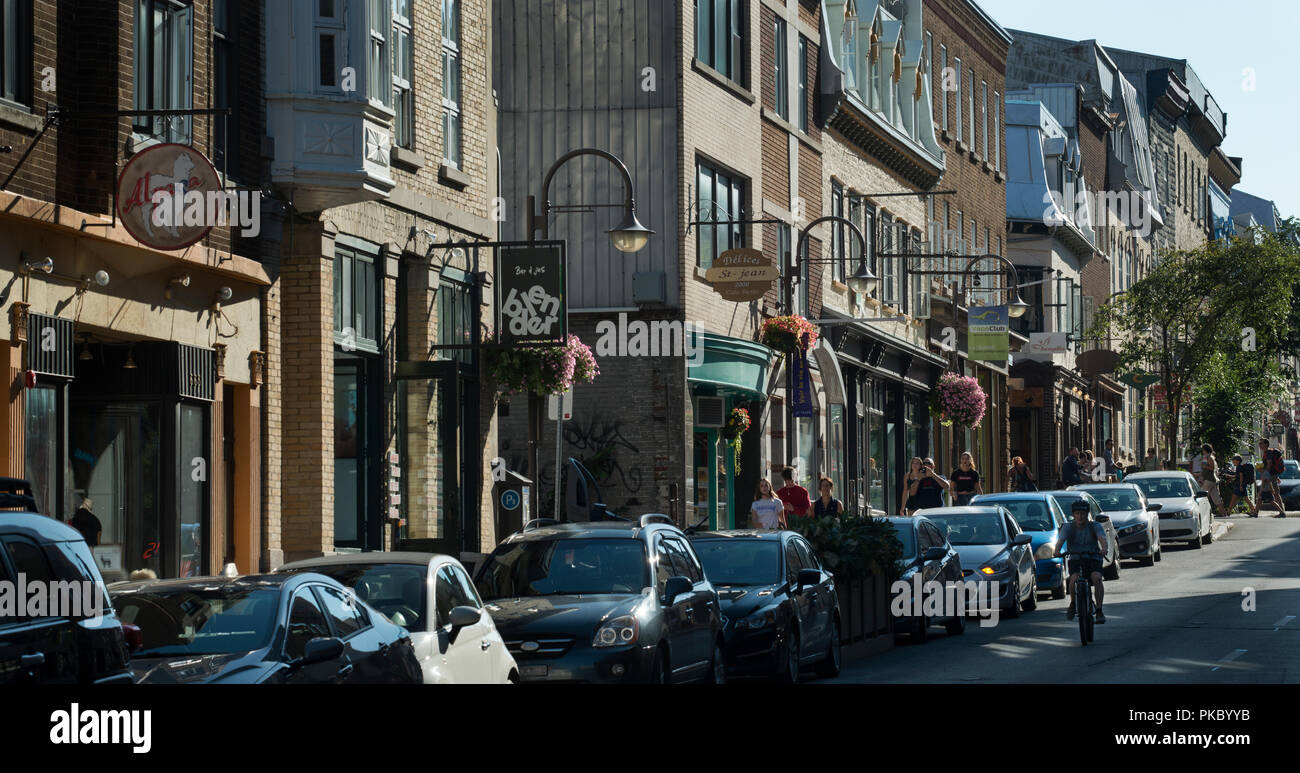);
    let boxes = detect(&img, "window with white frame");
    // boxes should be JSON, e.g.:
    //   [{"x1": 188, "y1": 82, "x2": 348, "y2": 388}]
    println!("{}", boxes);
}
[
  {"x1": 980, "y1": 81, "x2": 988, "y2": 161},
  {"x1": 831, "y1": 180, "x2": 844, "y2": 282},
  {"x1": 134, "y1": 0, "x2": 193, "y2": 142},
  {"x1": 315, "y1": 0, "x2": 343, "y2": 91},
  {"x1": 993, "y1": 91, "x2": 1000, "y2": 171},
  {"x1": 1, "y1": 0, "x2": 32, "y2": 106},
  {"x1": 954, "y1": 57, "x2": 962, "y2": 143},
  {"x1": 441, "y1": 0, "x2": 462, "y2": 167},
  {"x1": 392, "y1": 0, "x2": 413, "y2": 149},
  {"x1": 797, "y1": 35, "x2": 808, "y2": 132},
  {"x1": 939, "y1": 45, "x2": 948, "y2": 131},
  {"x1": 881, "y1": 213, "x2": 896, "y2": 305}
]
